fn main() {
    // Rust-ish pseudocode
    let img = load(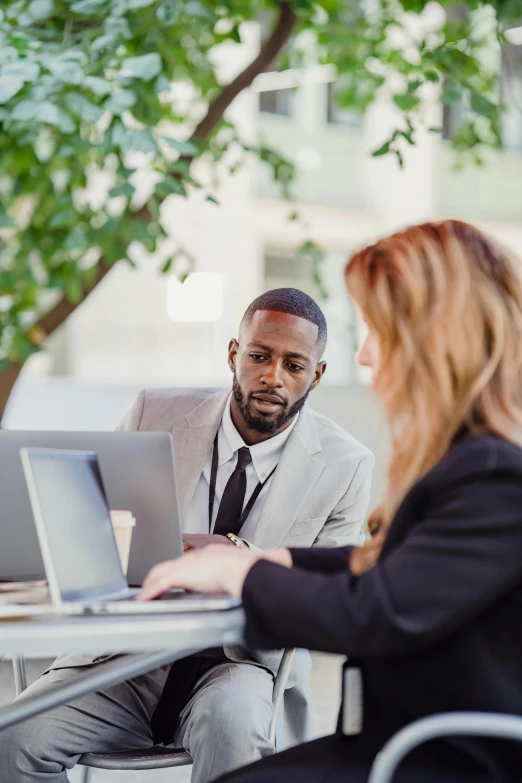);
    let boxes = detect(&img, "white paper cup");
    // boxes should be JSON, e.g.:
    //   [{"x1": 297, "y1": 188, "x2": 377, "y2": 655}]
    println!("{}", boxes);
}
[{"x1": 110, "y1": 510, "x2": 136, "y2": 575}]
